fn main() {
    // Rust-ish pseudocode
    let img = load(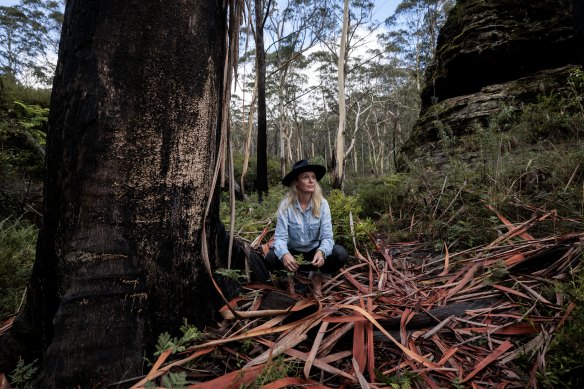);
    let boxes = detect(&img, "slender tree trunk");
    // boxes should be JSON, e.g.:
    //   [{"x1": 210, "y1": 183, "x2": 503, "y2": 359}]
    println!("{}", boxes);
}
[
  {"x1": 332, "y1": 0, "x2": 349, "y2": 189},
  {"x1": 380, "y1": 134, "x2": 385, "y2": 174},
  {"x1": 366, "y1": 125, "x2": 379, "y2": 175},
  {"x1": 255, "y1": 0, "x2": 269, "y2": 201},
  {"x1": 392, "y1": 108, "x2": 401, "y2": 173},
  {"x1": 239, "y1": 3, "x2": 254, "y2": 196},
  {"x1": 0, "y1": 1, "x2": 229, "y2": 387},
  {"x1": 361, "y1": 133, "x2": 365, "y2": 175},
  {"x1": 285, "y1": 126, "x2": 293, "y2": 162},
  {"x1": 327, "y1": 129, "x2": 333, "y2": 170},
  {"x1": 241, "y1": 83, "x2": 258, "y2": 195},
  {"x1": 345, "y1": 101, "x2": 370, "y2": 161},
  {"x1": 324, "y1": 134, "x2": 327, "y2": 167},
  {"x1": 278, "y1": 70, "x2": 288, "y2": 178},
  {"x1": 295, "y1": 121, "x2": 303, "y2": 160}
]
